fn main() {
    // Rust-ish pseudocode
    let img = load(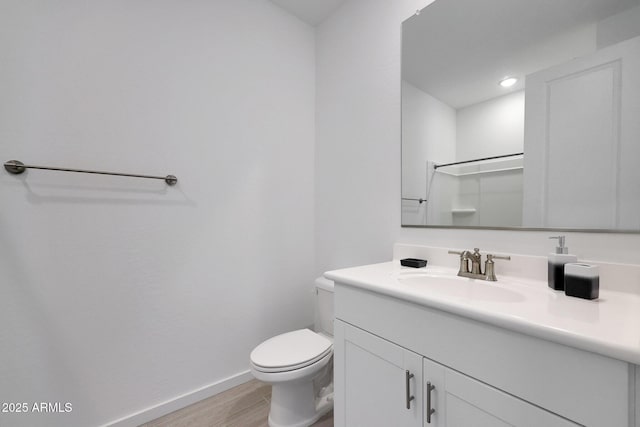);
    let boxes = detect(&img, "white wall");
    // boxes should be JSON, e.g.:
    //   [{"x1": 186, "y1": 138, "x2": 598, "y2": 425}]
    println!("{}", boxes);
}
[
  {"x1": 315, "y1": 0, "x2": 431, "y2": 275},
  {"x1": 401, "y1": 80, "x2": 456, "y2": 225},
  {"x1": 597, "y1": 4, "x2": 640, "y2": 49},
  {"x1": 454, "y1": 91, "x2": 524, "y2": 227},
  {"x1": 316, "y1": 0, "x2": 640, "y2": 279},
  {"x1": 0, "y1": 1, "x2": 315, "y2": 426},
  {"x1": 456, "y1": 91, "x2": 524, "y2": 161}
]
